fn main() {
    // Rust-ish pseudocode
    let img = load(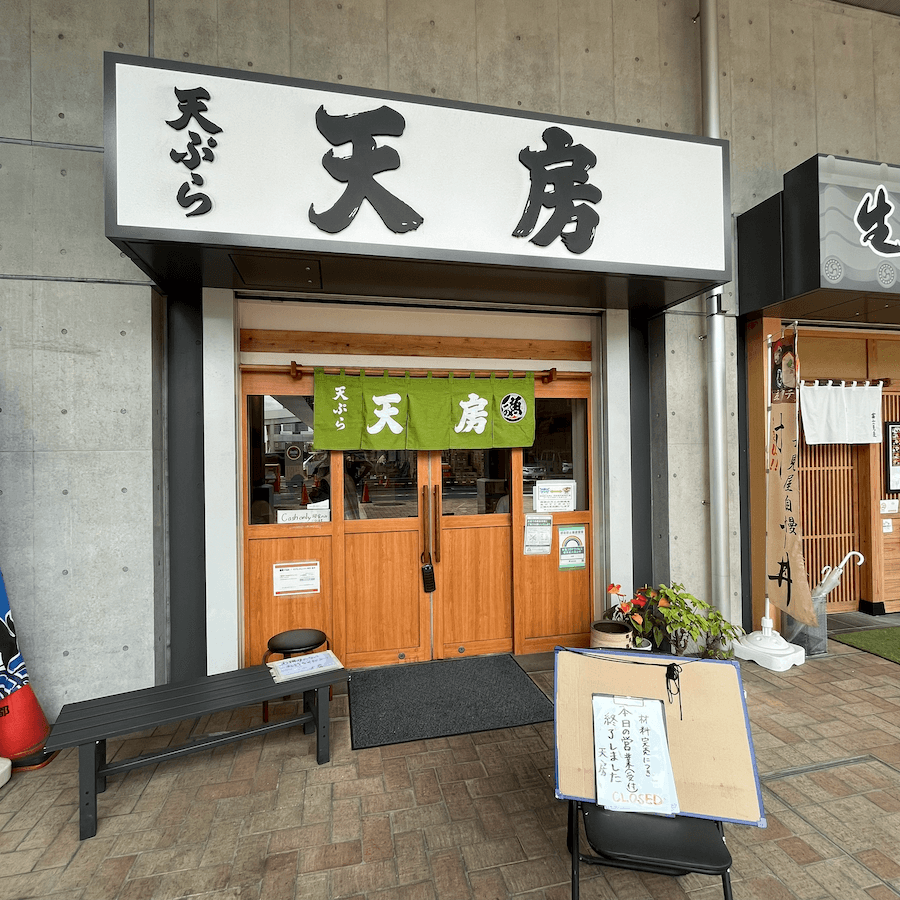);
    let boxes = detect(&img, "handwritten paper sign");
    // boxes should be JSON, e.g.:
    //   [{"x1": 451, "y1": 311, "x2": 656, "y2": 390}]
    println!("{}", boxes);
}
[{"x1": 592, "y1": 694, "x2": 679, "y2": 815}]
